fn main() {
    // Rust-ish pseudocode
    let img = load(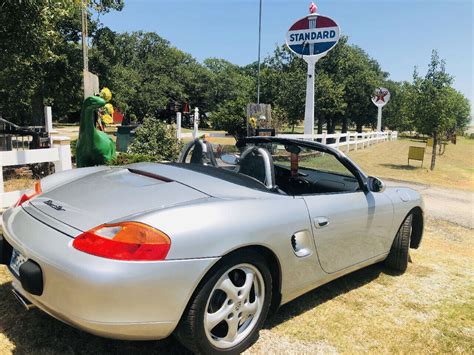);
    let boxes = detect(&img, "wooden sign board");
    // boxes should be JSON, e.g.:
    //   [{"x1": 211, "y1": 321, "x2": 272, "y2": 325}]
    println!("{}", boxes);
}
[
  {"x1": 247, "y1": 103, "x2": 272, "y2": 136},
  {"x1": 83, "y1": 70, "x2": 99, "y2": 99},
  {"x1": 408, "y1": 146, "x2": 425, "y2": 167}
]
